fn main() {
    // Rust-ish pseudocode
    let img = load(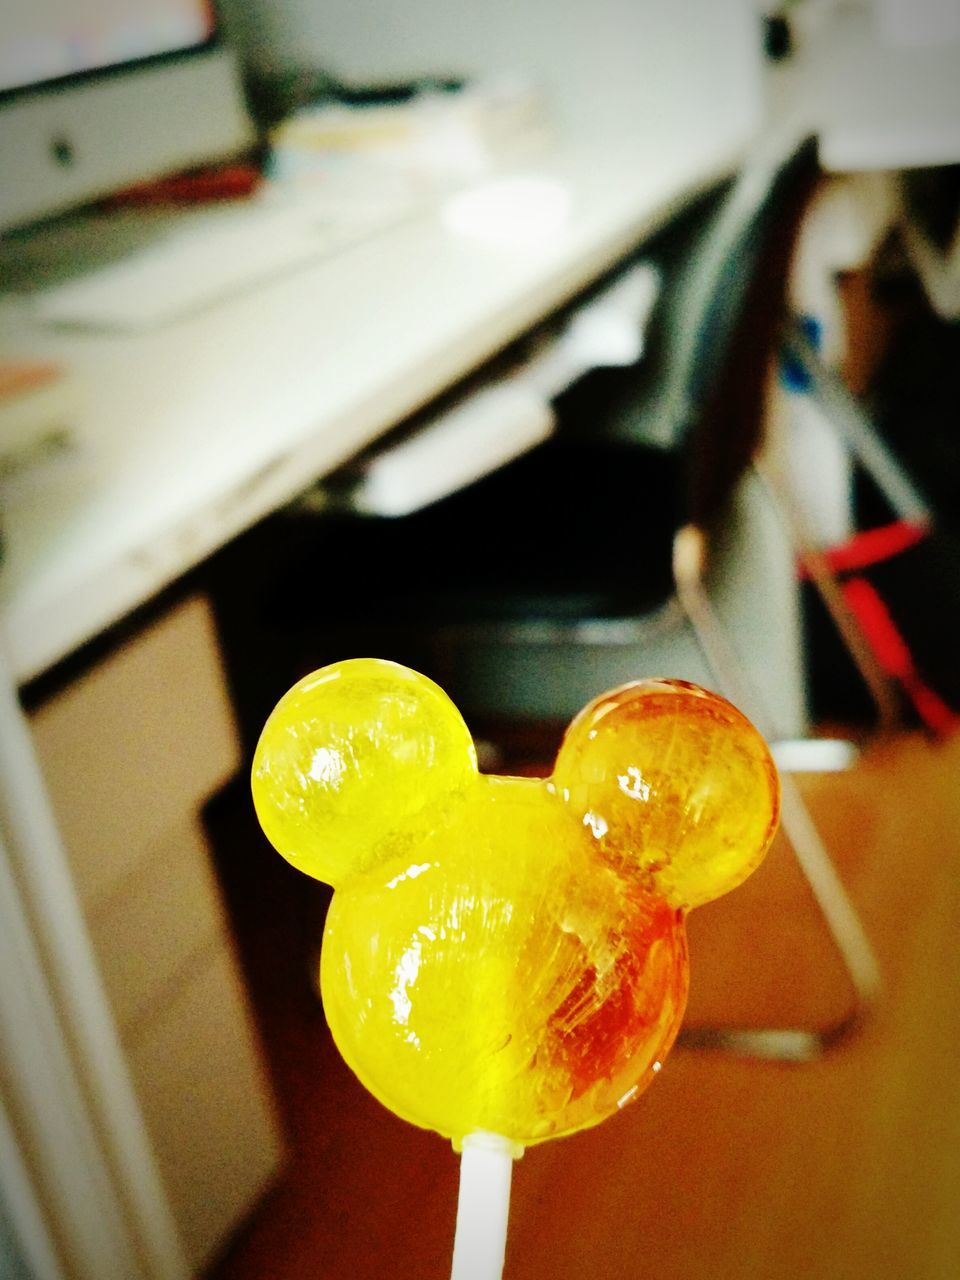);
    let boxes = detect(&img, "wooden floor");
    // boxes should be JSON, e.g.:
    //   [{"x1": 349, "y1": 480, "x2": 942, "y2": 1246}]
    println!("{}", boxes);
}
[{"x1": 205, "y1": 726, "x2": 960, "y2": 1280}]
